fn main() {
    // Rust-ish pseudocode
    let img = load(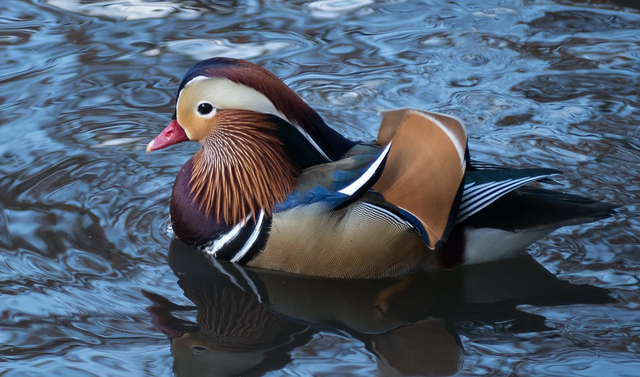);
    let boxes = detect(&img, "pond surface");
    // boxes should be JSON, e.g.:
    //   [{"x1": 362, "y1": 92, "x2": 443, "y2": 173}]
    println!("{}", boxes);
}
[{"x1": 1, "y1": 0, "x2": 639, "y2": 375}]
